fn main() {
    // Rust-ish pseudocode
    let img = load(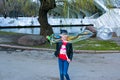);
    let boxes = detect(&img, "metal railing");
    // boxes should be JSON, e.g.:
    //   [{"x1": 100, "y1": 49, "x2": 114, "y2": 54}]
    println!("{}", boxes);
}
[{"x1": 0, "y1": 24, "x2": 93, "y2": 29}]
